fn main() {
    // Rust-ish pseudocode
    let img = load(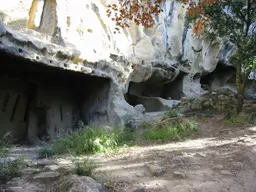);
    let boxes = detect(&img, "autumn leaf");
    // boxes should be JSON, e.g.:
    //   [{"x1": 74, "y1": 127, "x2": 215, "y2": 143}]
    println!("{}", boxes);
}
[{"x1": 107, "y1": 0, "x2": 218, "y2": 35}]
